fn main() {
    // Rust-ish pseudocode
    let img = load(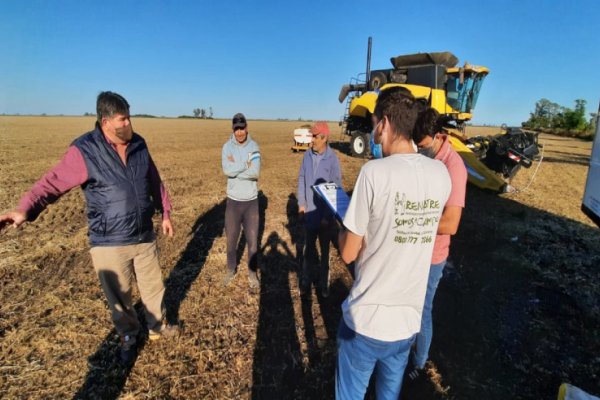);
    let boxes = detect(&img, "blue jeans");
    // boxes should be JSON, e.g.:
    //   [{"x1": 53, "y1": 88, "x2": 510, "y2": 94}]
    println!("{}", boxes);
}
[
  {"x1": 336, "y1": 318, "x2": 415, "y2": 400},
  {"x1": 413, "y1": 260, "x2": 446, "y2": 369}
]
